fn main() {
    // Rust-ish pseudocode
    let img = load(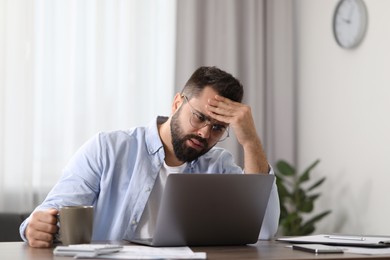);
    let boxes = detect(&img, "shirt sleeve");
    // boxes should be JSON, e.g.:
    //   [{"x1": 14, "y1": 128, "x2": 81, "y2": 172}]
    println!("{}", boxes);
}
[
  {"x1": 19, "y1": 133, "x2": 104, "y2": 242},
  {"x1": 259, "y1": 166, "x2": 280, "y2": 240},
  {"x1": 19, "y1": 216, "x2": 30, "y2": 242}
]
